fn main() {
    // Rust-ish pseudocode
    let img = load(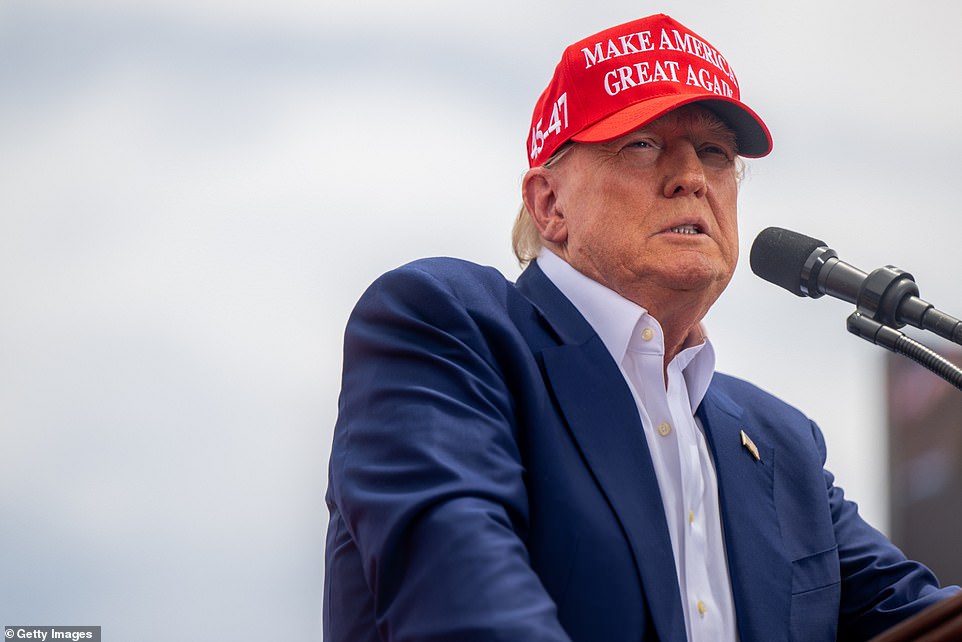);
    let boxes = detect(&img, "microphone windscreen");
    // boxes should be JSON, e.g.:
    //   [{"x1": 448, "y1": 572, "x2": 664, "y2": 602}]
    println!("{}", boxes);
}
[{"x1": 749, "y1": 227, "x2": 827, "y2": 297}]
